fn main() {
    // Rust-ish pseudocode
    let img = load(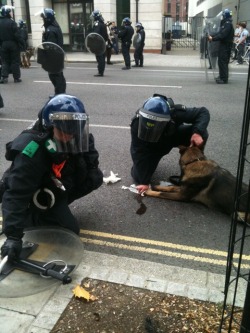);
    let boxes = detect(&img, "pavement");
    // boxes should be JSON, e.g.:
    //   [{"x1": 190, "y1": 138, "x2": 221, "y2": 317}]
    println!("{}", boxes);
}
[{"x1": 0, "y1": 49, "x2": 248, "y2": 333}]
